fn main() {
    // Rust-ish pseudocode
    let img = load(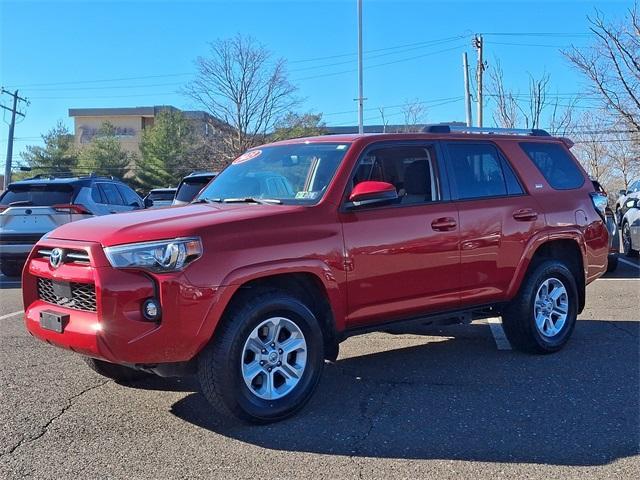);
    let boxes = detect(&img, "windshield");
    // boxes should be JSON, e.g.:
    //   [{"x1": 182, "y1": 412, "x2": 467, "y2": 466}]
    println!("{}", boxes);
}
[
  {"x1": 197, "y1": 143, "x2": 351, "y2": 205},
  {"x1": 0, "y1": 184, "x2": 75, "y2": 206},
  {"x1": 176, "y1": 176, "x2": 215, "y2": 202},
  {"x1": 148, "y1": 191, "x2": 175, "y2": 201}
]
